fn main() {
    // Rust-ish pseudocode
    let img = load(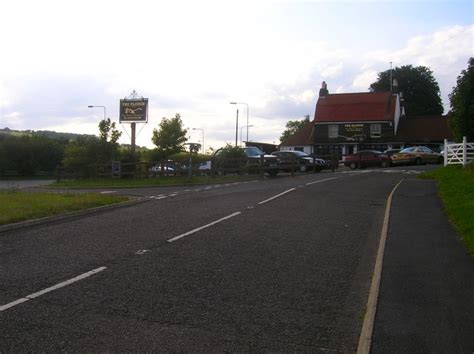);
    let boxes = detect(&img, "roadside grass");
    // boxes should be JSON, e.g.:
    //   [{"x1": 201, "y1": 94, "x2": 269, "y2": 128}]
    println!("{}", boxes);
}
[
  {"x1": 0, "y1": 191, "x2": 128, "y2": 226},
  {"x1": 420, "y1": 164, "x2": 474, "y2": 254},
  {"x1": 51, "y1": 175, "x2": 258, "y2": 188}
]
